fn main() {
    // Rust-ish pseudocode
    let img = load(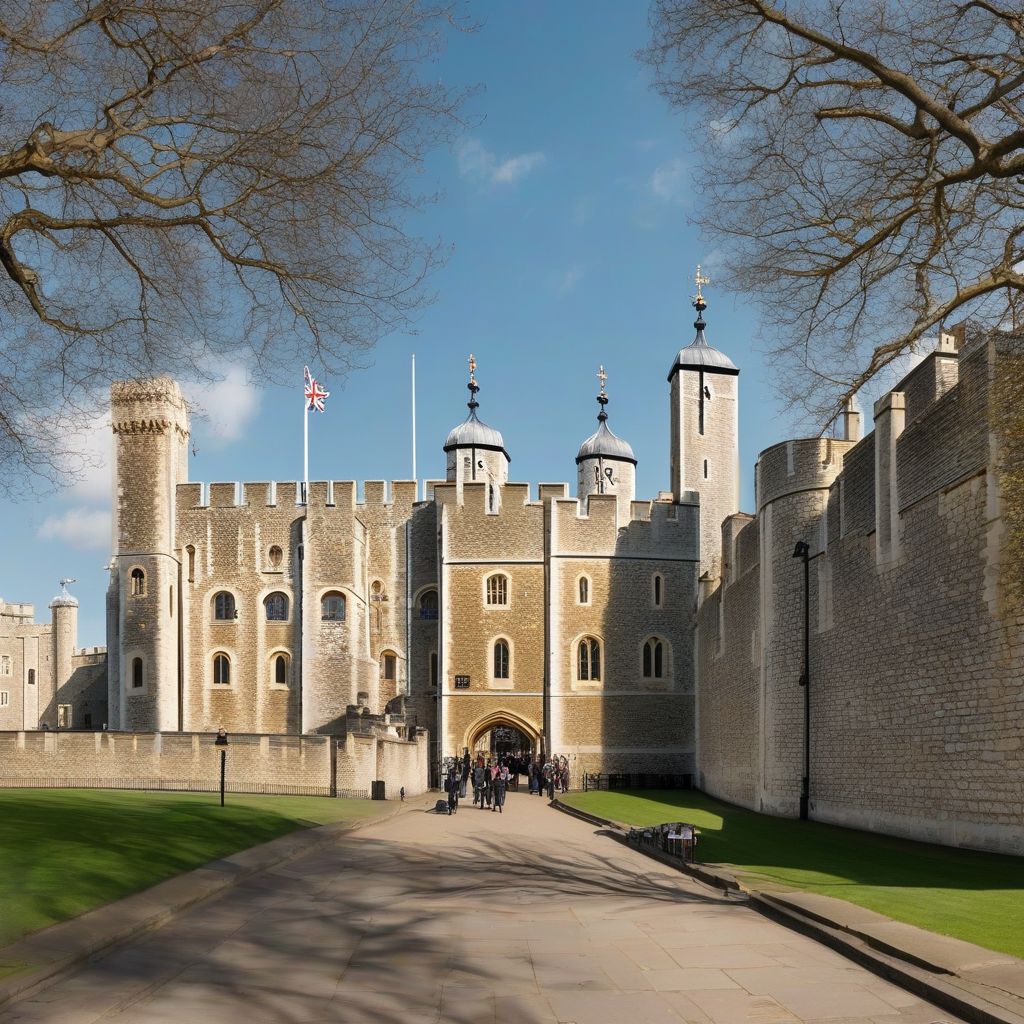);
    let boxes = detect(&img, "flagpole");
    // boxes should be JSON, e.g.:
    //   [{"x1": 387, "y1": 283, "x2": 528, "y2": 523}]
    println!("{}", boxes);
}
[
  {"x1": 411, "y1": 353, "x2": 417, "y2": 497},
  {"x1": 303, "y1": 386, "x2": 309, "y2": 505}
]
